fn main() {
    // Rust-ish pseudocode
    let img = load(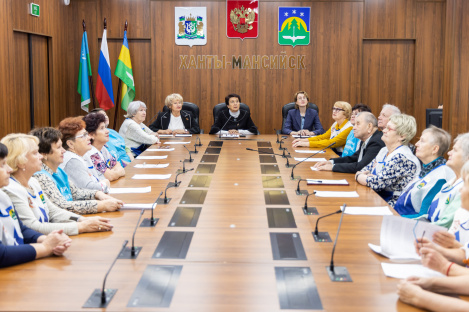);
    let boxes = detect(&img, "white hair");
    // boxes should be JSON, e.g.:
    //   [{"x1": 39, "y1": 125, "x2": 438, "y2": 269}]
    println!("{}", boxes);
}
[
  {"x1": 124, "y1": 101, "x2": 146, "y2": 118},
  {"x1": 455, "y1": 132, "x2": 469, "y2": 161},
  {"x1": 382, "y1": 104, "x2": 401, "y2": 115}
]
